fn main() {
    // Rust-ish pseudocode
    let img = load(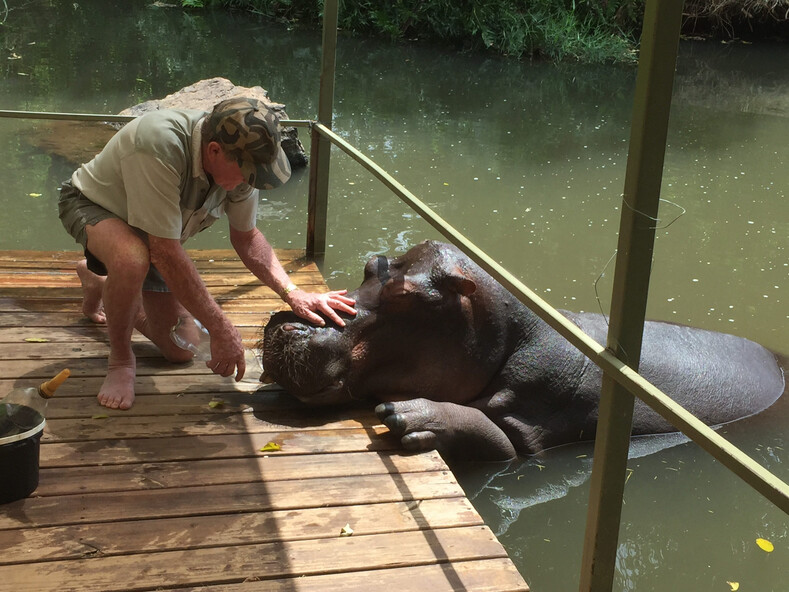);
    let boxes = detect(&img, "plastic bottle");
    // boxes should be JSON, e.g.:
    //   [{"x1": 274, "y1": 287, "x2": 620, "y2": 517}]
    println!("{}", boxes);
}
[
  {"x1": 169, "y1": 317, "x2": 264, "y2": 384},
  {"x1": 0, "y1": 369, "x2": 71, "y2": 437}
]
